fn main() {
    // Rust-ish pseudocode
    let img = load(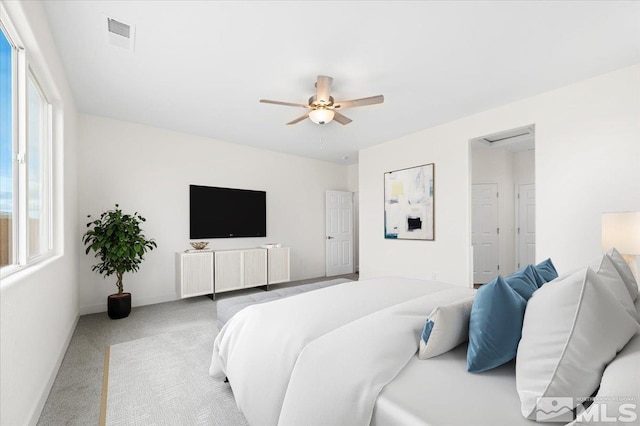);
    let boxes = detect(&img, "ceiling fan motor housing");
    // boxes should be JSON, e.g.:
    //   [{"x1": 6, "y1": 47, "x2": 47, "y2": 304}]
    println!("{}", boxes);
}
[{"x1": 309, "y1": 95, "x2": 335, "y2": 108}]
